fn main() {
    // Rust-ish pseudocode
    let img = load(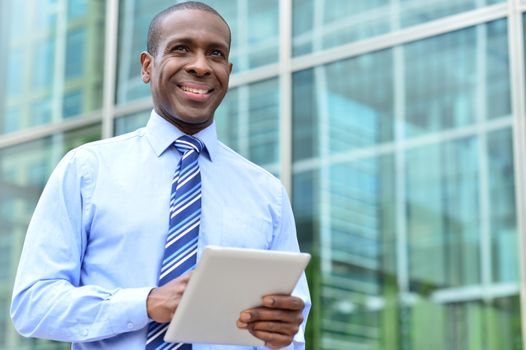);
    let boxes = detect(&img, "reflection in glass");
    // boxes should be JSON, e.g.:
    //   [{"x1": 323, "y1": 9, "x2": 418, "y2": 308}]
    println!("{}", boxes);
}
[
  {"x1": 487, "y1": 129, "x2": 517, "y2": 283},
  {"x1": 292, "y1": 0, "x2": 504, "y2": 56},
  {"x1": 31, "y1": 98, "x2": 53, "y2": 126},
  {"x1": 292, "y1": 19, "x2": 519, "y2": 350},
  {"x1": 0, "y1": 1, "x2": 105, "y2": 134},
  {"x1": 65, "y1": 28, "x2": 86, "y2": 79},
  {"x1": 405, "y1": 20, "x2": 510, "y2": 137},
  {"x1": 216, "y1": 79, "x2": 280, "y2": 173},
  {"x1": 116, "y1": 0, "x2": 279, "y2": 104},
  {"x1": 322, "y1": 156, "x2": 396, "y2": 350},
  {"x1": 68, "y1": 0, "x2": 88, "y2": 20},
  {"x1": 33, "y1": 39, "x2": 56, "y2": 89},
  {"x1": 293, "y1": 49, "x2": 394, "y2": 162},
  {"x1": 114, "y1": 110, "x2": 150, "y2": 135},
  {"x1": 407, "y1": 137, "x2": 480, "y2": 290},
  {"x1": 409, "y1": 297, "x2": 521, "y2": 349},
  {"x1": 0, "y1": 125, "x2": 101, "y2": 349},
  {"x1": 63, "y1": 91, "x2": 83, "y2": 119},
  {"x1": 7, "y1": 48, "x2": 24, "y2": 98}
]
